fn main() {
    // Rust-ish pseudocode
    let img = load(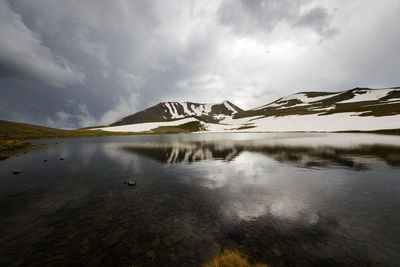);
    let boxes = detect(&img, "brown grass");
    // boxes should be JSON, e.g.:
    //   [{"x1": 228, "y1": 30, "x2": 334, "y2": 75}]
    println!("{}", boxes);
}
[
  {"x1": 203, "y1": 250, "x2": 269, "y2": 267},
  {"x1": 0, "y1": 139, "x2": 34, "y2": 160}
]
